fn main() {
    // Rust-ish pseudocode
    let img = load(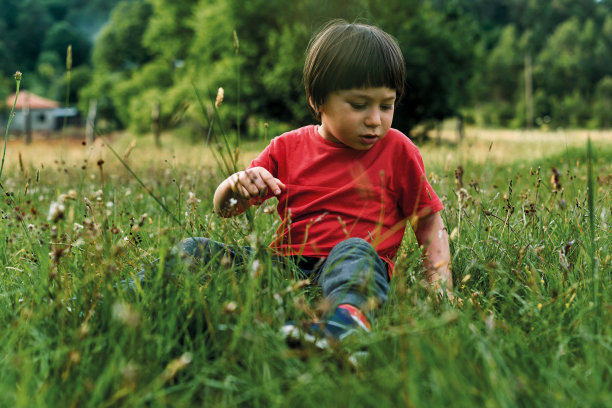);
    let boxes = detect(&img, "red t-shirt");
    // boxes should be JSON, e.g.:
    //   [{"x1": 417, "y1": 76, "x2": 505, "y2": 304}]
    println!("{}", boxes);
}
[{"x1": 249, "y1": 125, "x2": 443, "y2": 271}]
